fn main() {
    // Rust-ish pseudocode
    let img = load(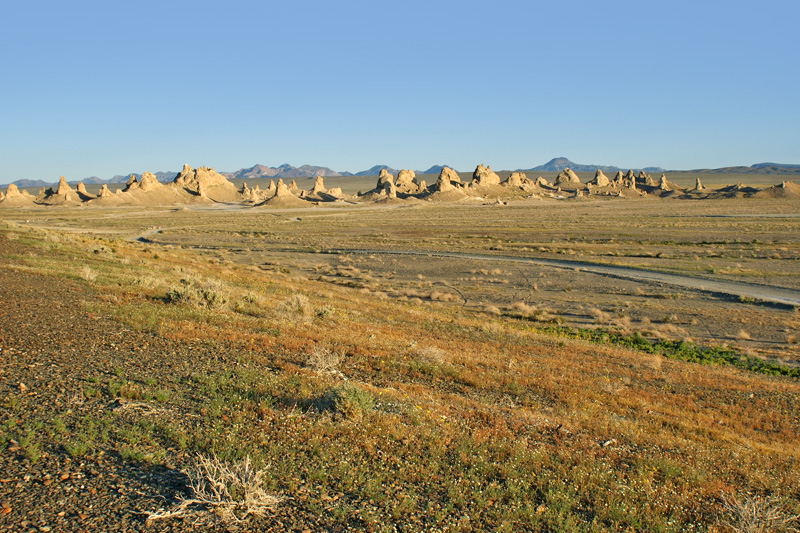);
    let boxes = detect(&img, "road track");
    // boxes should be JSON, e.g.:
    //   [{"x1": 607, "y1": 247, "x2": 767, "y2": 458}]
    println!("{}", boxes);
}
[{"x1": 324, "y1": 248, "x2": 800, "y2": 308}]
